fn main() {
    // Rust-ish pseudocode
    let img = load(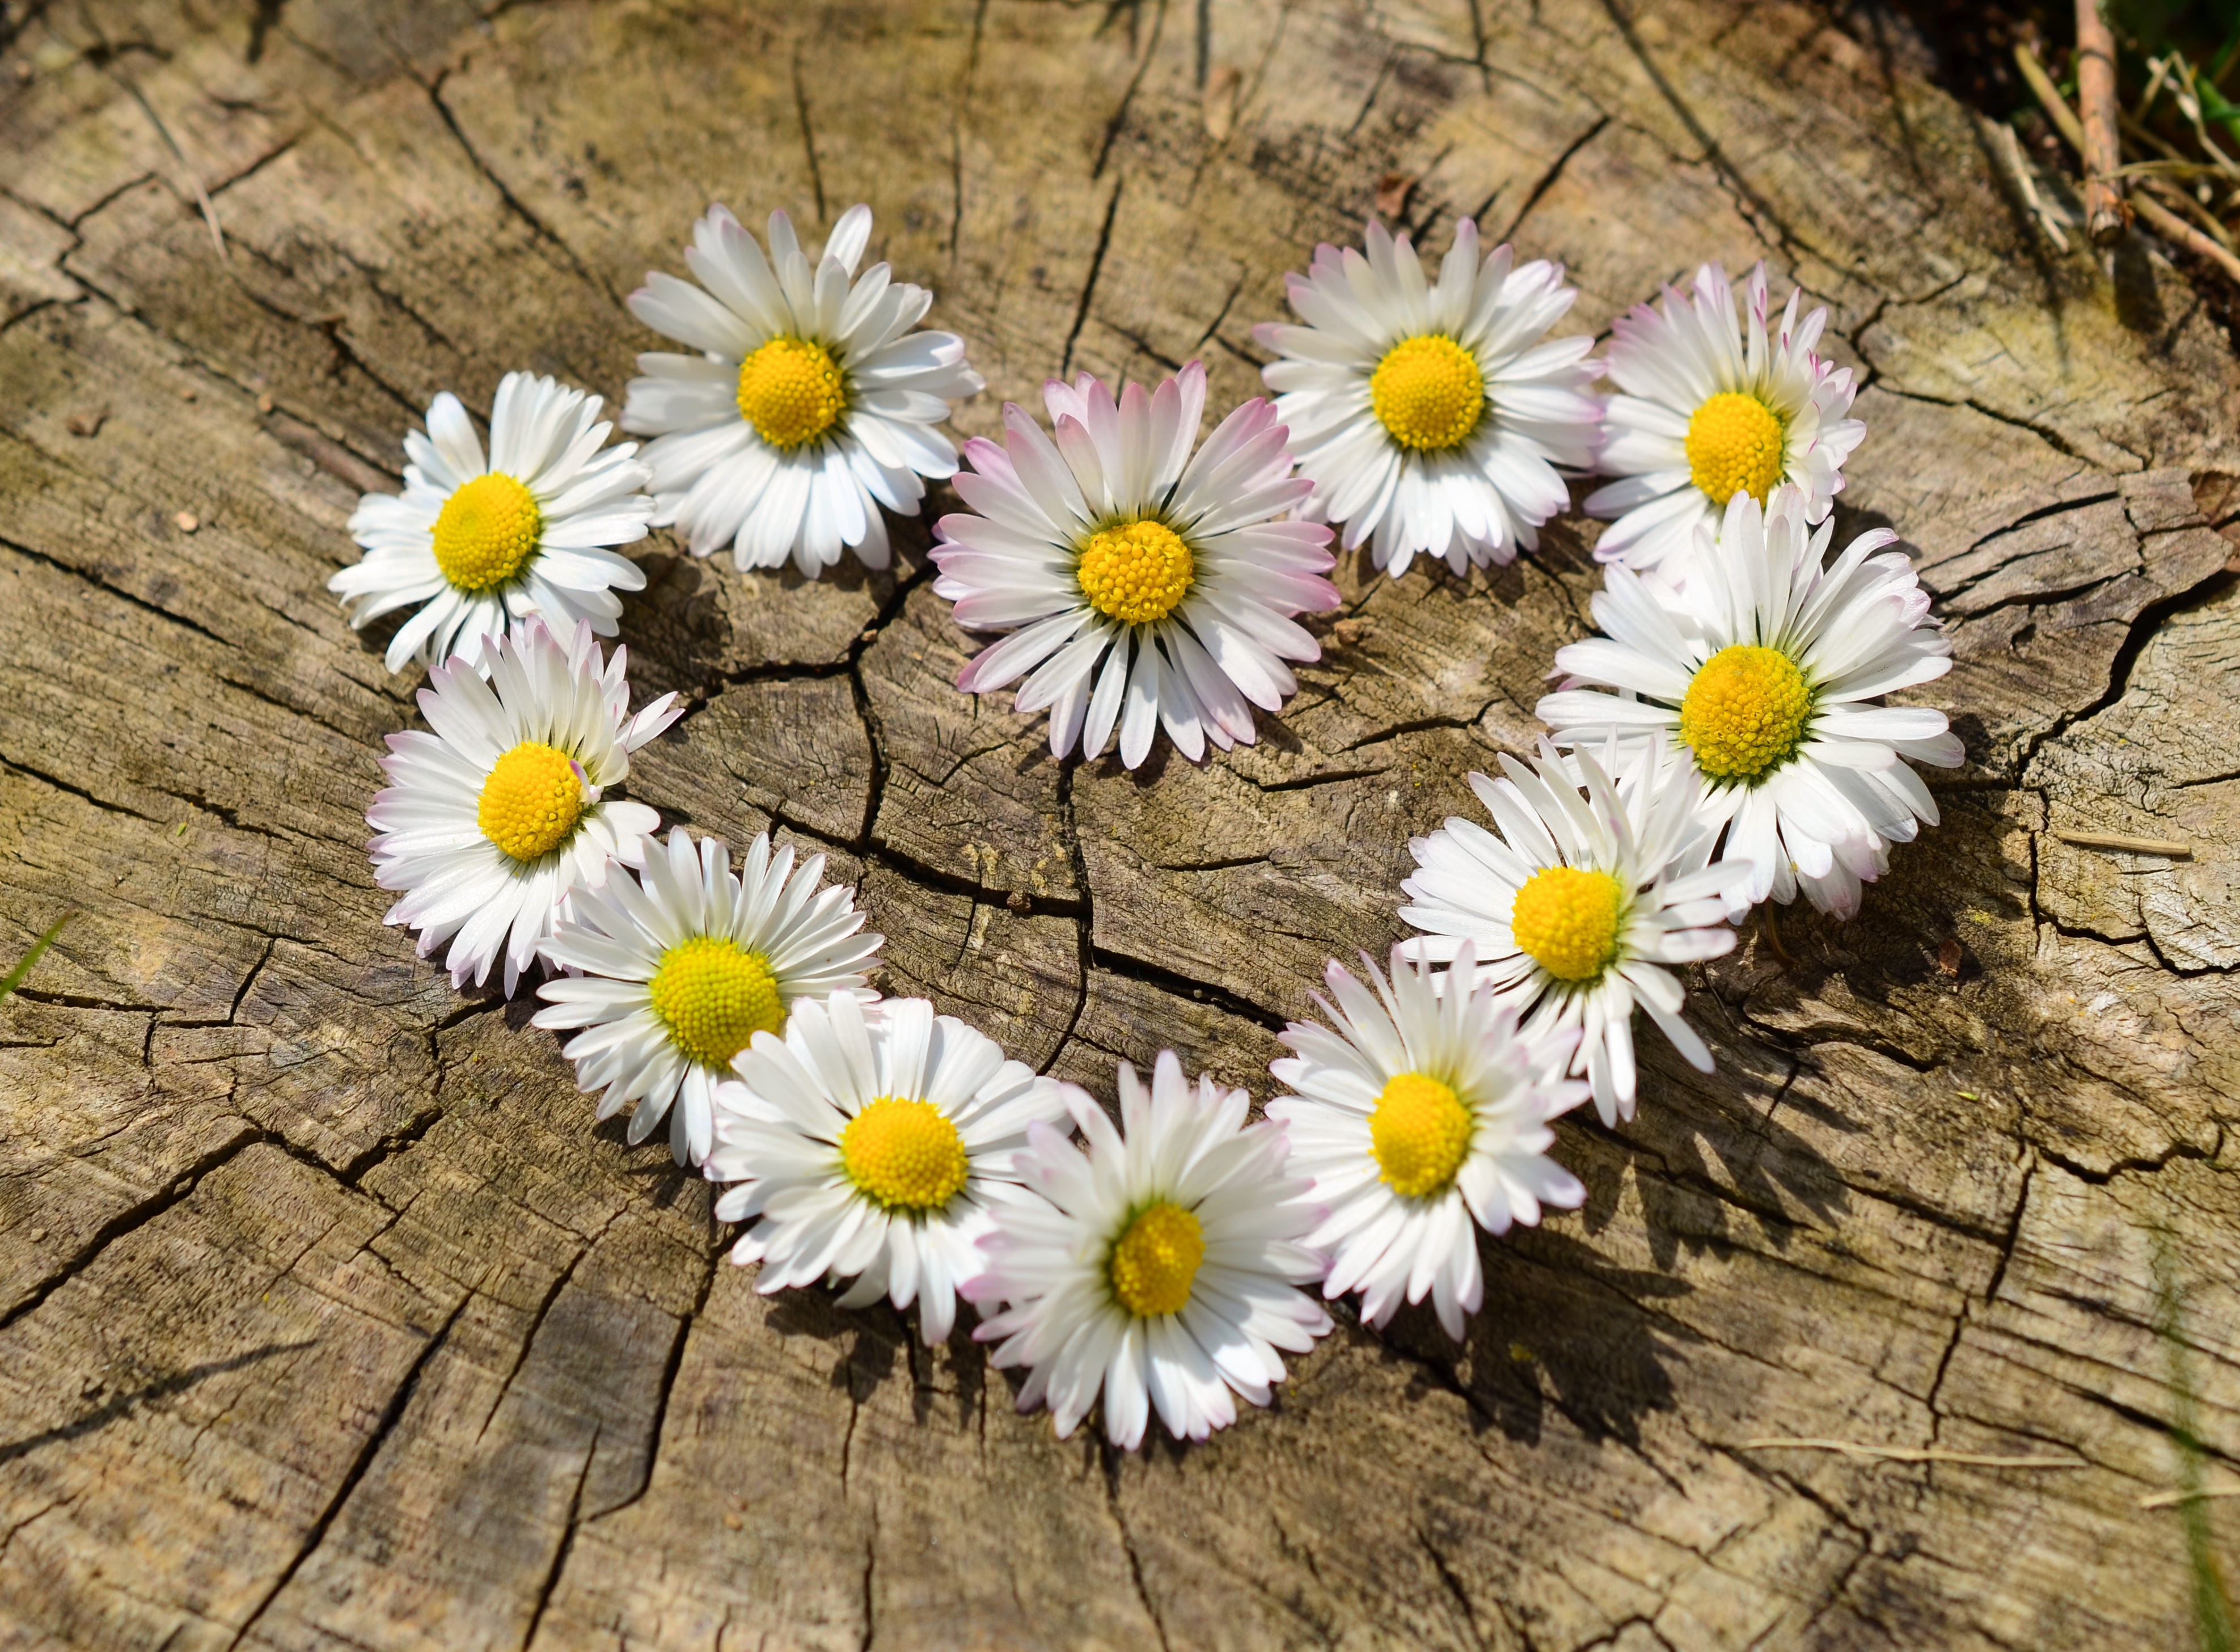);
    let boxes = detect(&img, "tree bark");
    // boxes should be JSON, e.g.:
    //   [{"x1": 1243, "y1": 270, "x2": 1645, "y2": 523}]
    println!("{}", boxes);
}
[{"x1": 2, "y1": 1, "x2": 2238, "y2": 1649}]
